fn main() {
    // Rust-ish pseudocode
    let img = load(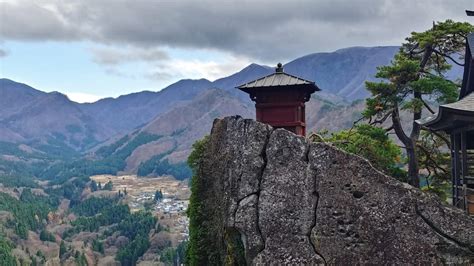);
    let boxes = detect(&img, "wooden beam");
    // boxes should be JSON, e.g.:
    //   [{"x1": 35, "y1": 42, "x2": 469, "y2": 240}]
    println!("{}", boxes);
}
[
  {"x1": 450, "y1": 124, "x2": 474, "y2": 135},
  {"x1": 462, "y1": 131, "x2": 469, "y2": 212},
  {"x1": 453, "y1": 134, "x2": 461, "y2": 207},
  {"x1": 451, "y1": 134, "x2": 457, "y2": 206}
]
